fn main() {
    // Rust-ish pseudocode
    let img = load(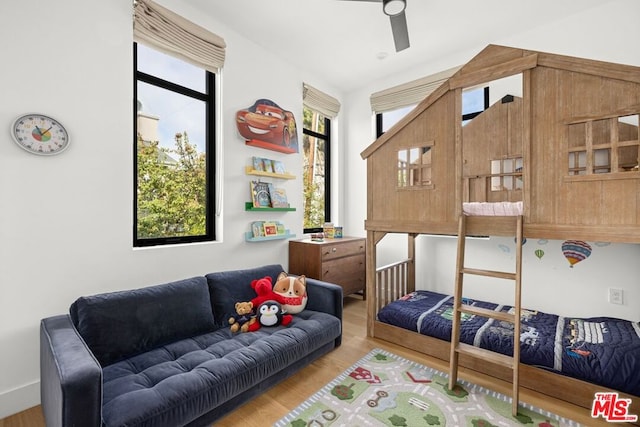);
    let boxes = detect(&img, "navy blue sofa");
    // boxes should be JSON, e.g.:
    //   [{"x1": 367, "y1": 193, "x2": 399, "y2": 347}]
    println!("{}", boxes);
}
[{"x1": 39, "y1": 264, "x2": 343, "y2": 427}]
